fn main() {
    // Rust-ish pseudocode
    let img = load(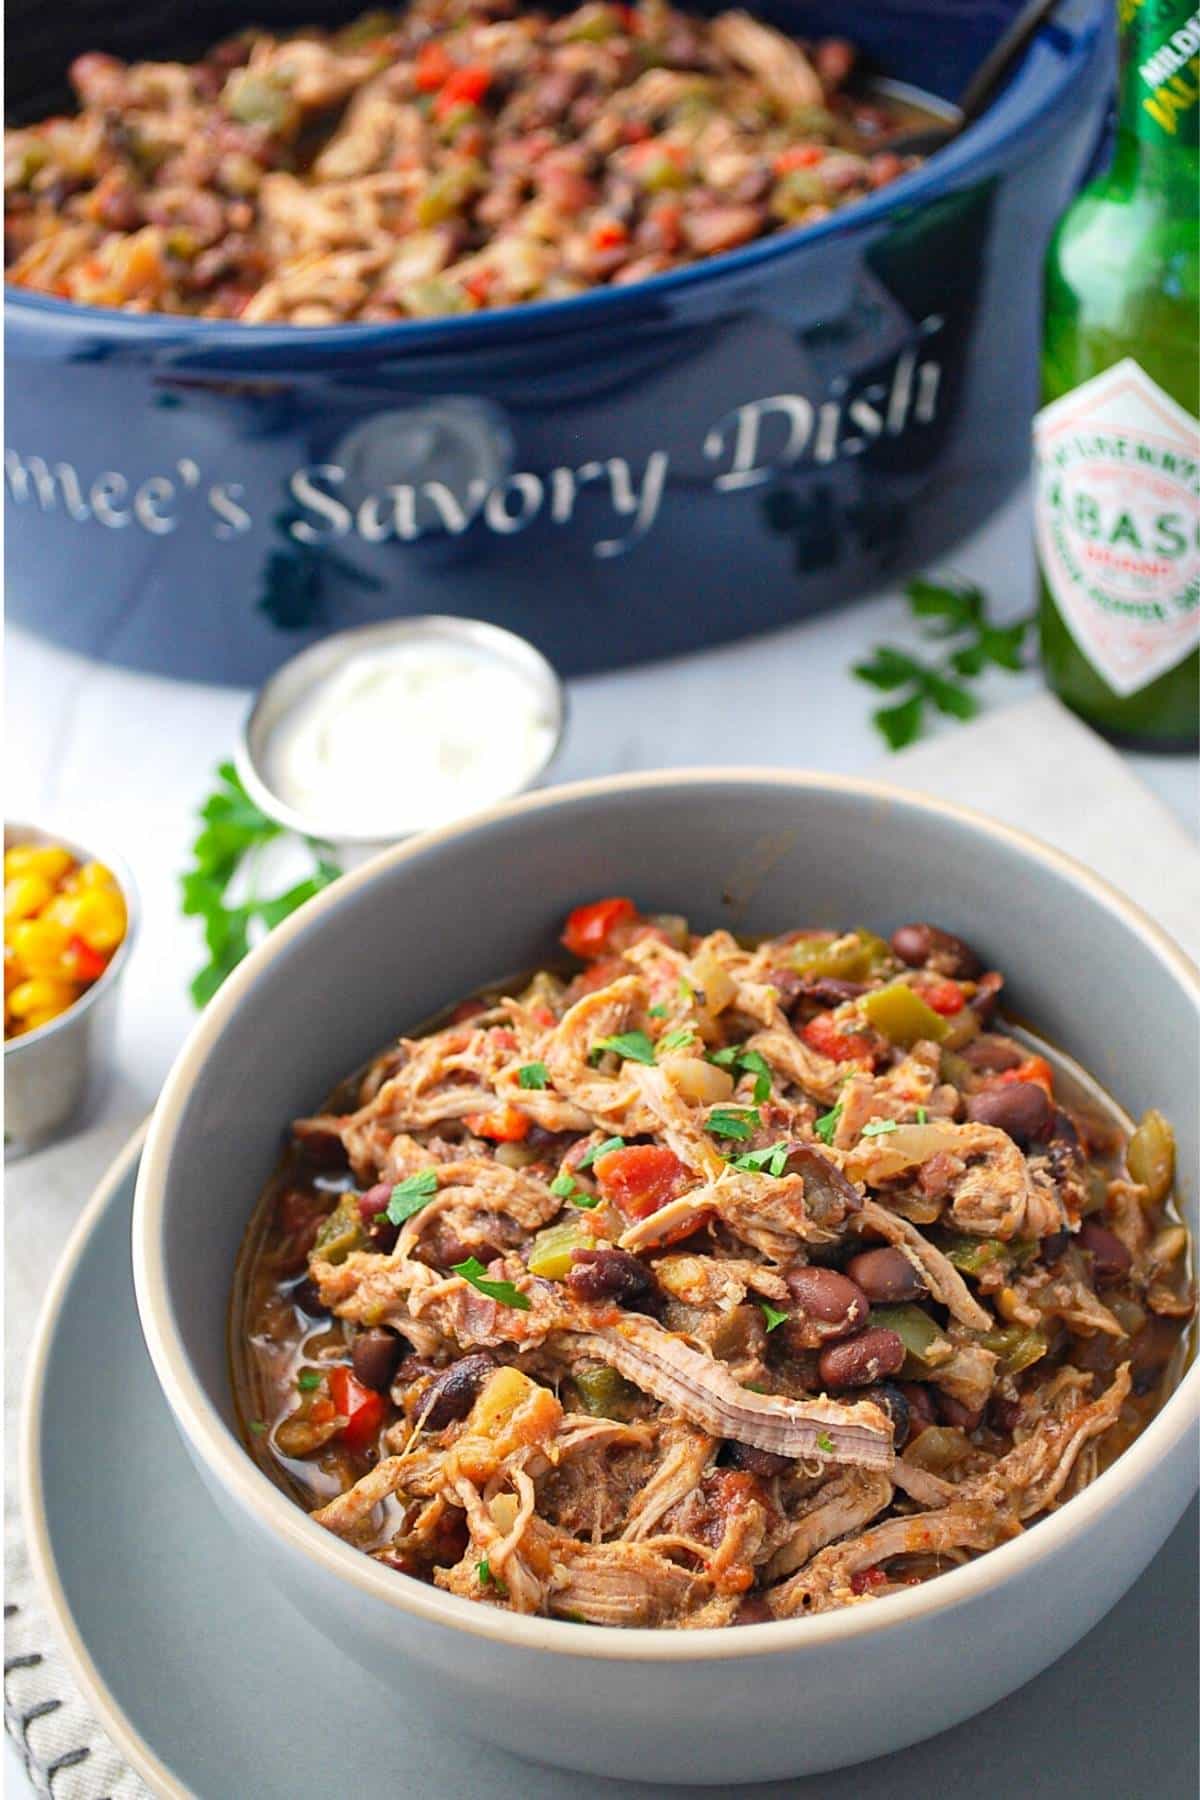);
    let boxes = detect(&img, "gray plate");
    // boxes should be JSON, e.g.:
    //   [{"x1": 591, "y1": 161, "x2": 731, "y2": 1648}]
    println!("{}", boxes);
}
[{"x1": 22, "y1": 1134, "x2": 1200, "y2": 1800}]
